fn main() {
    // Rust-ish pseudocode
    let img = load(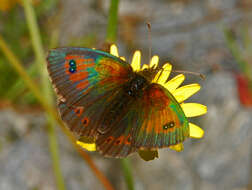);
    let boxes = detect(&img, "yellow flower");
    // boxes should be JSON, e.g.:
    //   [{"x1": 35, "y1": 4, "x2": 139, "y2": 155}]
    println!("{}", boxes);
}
[
  {"x1": 76, "y1": 140, "x2": 96, "y2": 152},
  {"x1": 77, "y1": 44, "x2": 207, "y2": 156}
]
